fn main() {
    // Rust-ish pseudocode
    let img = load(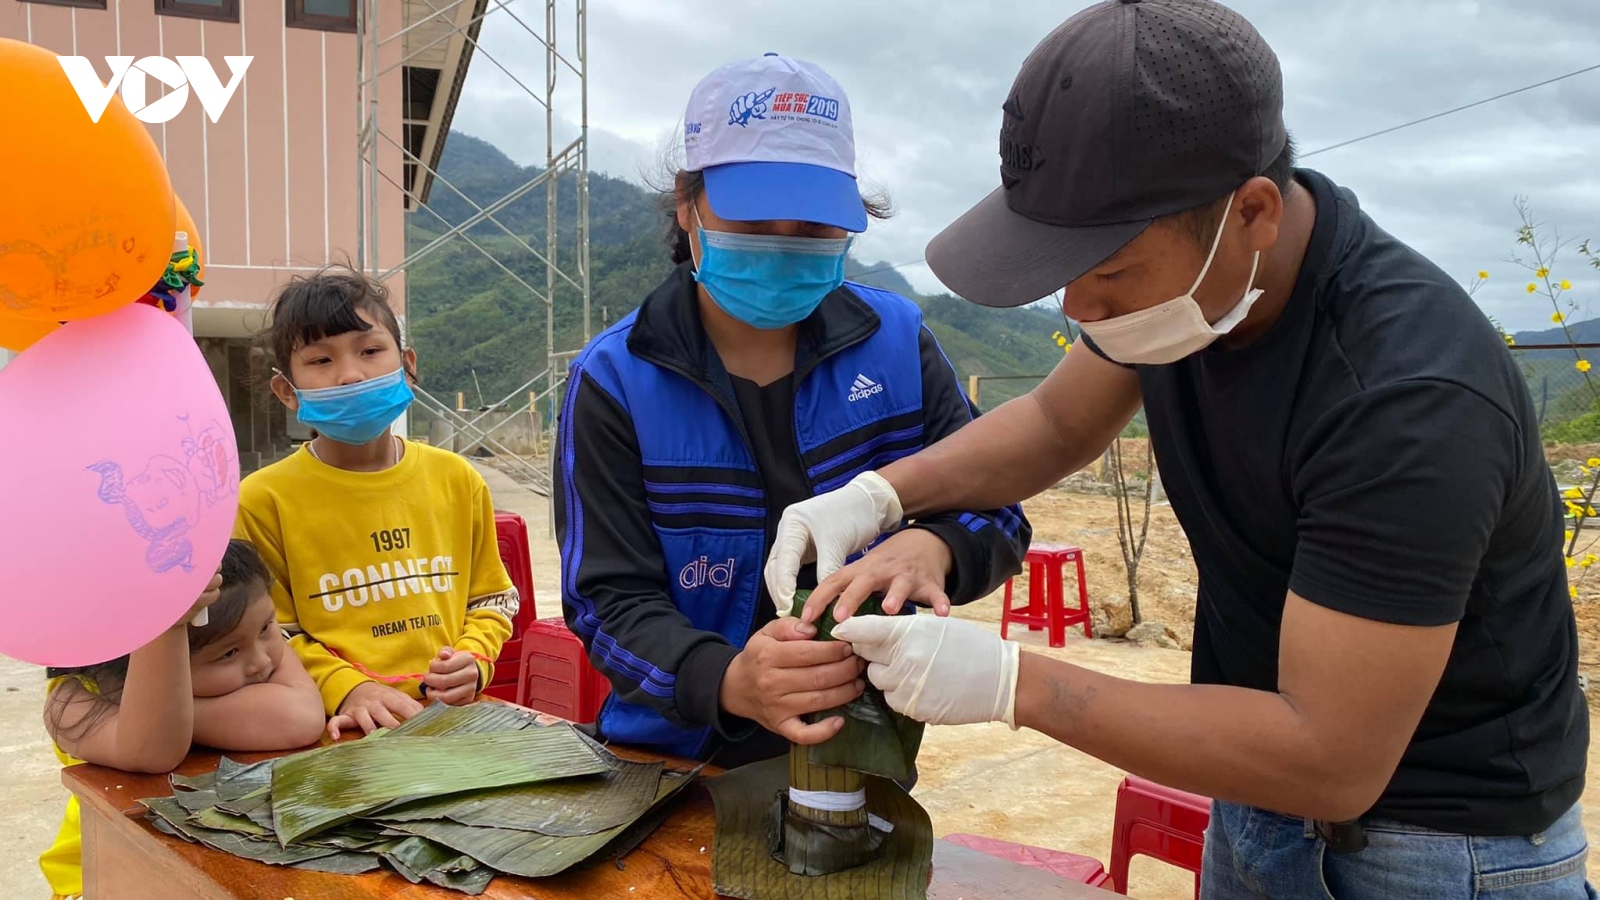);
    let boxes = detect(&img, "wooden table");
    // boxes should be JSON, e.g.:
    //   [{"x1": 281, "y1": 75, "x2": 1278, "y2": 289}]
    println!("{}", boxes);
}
[{"x1": 66, "y1": 745, "x2": 1118, "y2": 899}]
